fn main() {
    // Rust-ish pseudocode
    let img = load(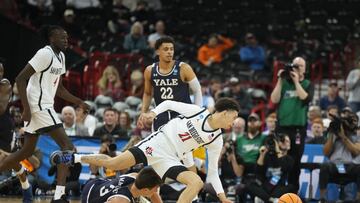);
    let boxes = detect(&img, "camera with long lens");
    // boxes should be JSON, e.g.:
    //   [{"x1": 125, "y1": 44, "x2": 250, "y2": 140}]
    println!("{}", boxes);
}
[
  {"x1": 280, "y1": 63, "x2": 299, "y2": 81},
  {"x1": 108, "y1": 143, "x2": 117, "y2": 152},
  {"x1": 264, "y1": 133, "x2": 285, "y2": 156},
  {"x1": 328, "y1": 113, "x2": 358, "y2": 136}
]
